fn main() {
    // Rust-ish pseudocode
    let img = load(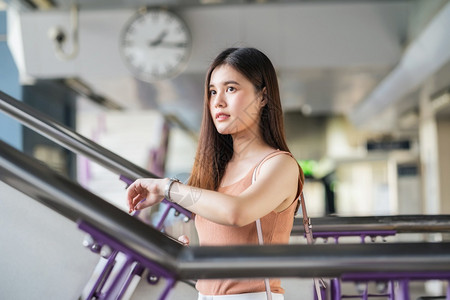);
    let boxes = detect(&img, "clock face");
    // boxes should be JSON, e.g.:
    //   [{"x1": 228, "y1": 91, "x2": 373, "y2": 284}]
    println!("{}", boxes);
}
[{"x1": 120, "y1": 8, "x2": 191, "y2": 82}]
